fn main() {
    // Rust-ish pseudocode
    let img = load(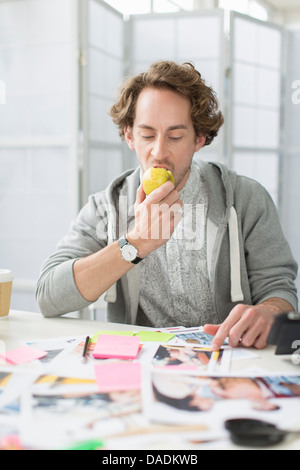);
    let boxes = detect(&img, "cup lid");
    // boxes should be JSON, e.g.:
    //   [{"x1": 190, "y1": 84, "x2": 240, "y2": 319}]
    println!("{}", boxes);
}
[{"x1": 0, "y1": 269, "x2": 14, "y2": 282}]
